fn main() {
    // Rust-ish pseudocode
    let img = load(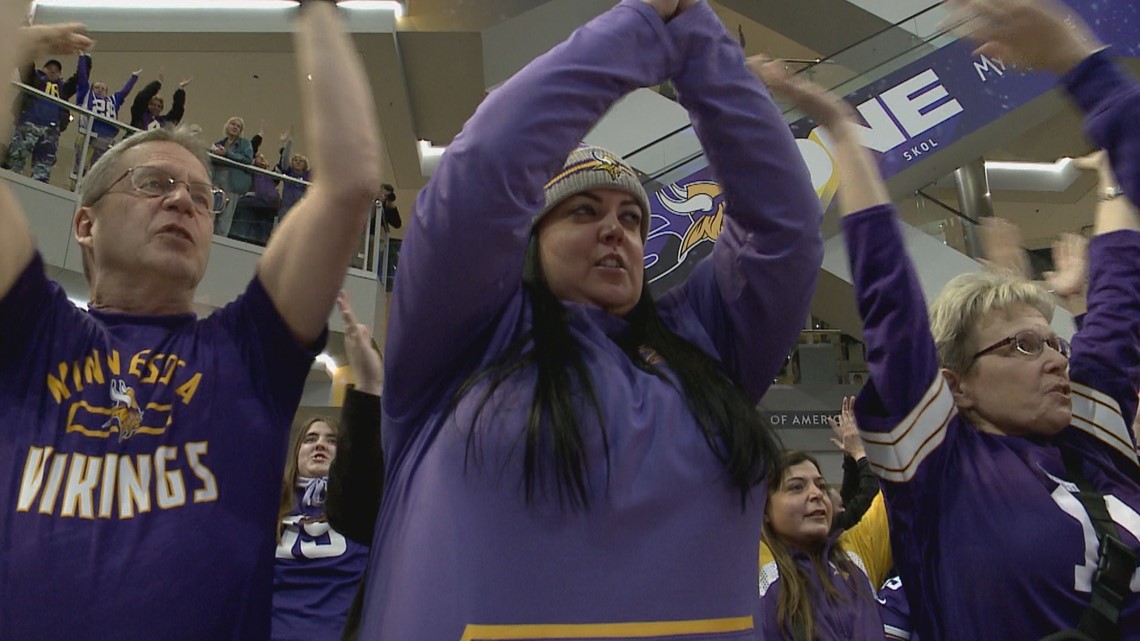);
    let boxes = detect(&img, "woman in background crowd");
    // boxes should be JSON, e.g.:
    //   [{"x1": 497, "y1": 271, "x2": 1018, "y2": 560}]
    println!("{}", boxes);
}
[
  {"x1": 211, "y1": 115, "x2": 253, "y2": 237},
  {"x1": 272, "y1": 415, "x2": 369, "y2": 641}
]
